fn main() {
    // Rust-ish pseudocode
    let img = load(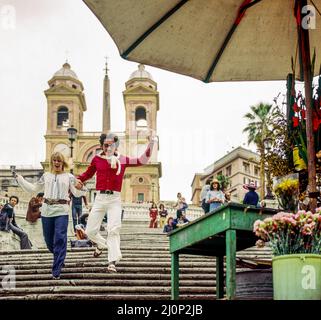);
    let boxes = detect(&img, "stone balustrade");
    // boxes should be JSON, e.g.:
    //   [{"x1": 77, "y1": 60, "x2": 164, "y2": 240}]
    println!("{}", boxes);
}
[
  {"x1": 1, "y1": 197, "x2": 203, "y2": 220},
  {"x1": 122, "y1": 202, "x2": 203, "y2": 221}
]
